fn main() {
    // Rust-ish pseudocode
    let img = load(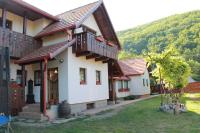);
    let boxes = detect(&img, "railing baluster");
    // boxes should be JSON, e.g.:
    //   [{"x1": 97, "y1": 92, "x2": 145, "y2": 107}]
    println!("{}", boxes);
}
[
  {"x1": 74, "y1": 31, "x2": 118, "y2": 59},
  {"x1": 0, "y1": 27, "x2": 42, "y2": 58}
]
